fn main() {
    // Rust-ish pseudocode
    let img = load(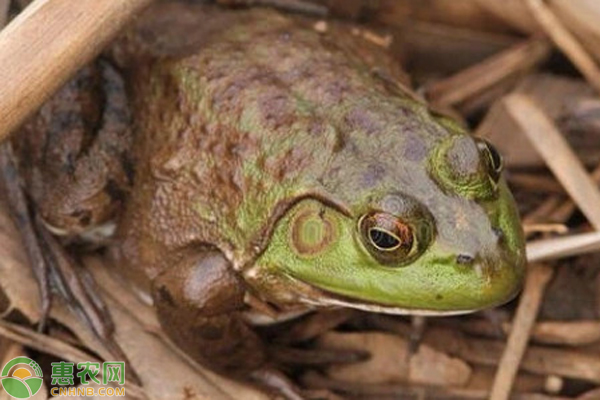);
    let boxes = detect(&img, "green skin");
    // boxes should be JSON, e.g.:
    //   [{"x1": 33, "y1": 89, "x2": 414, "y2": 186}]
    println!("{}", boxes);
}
[{"x1": 23, "y1": 3, "x2": 526, "y2": 379}]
